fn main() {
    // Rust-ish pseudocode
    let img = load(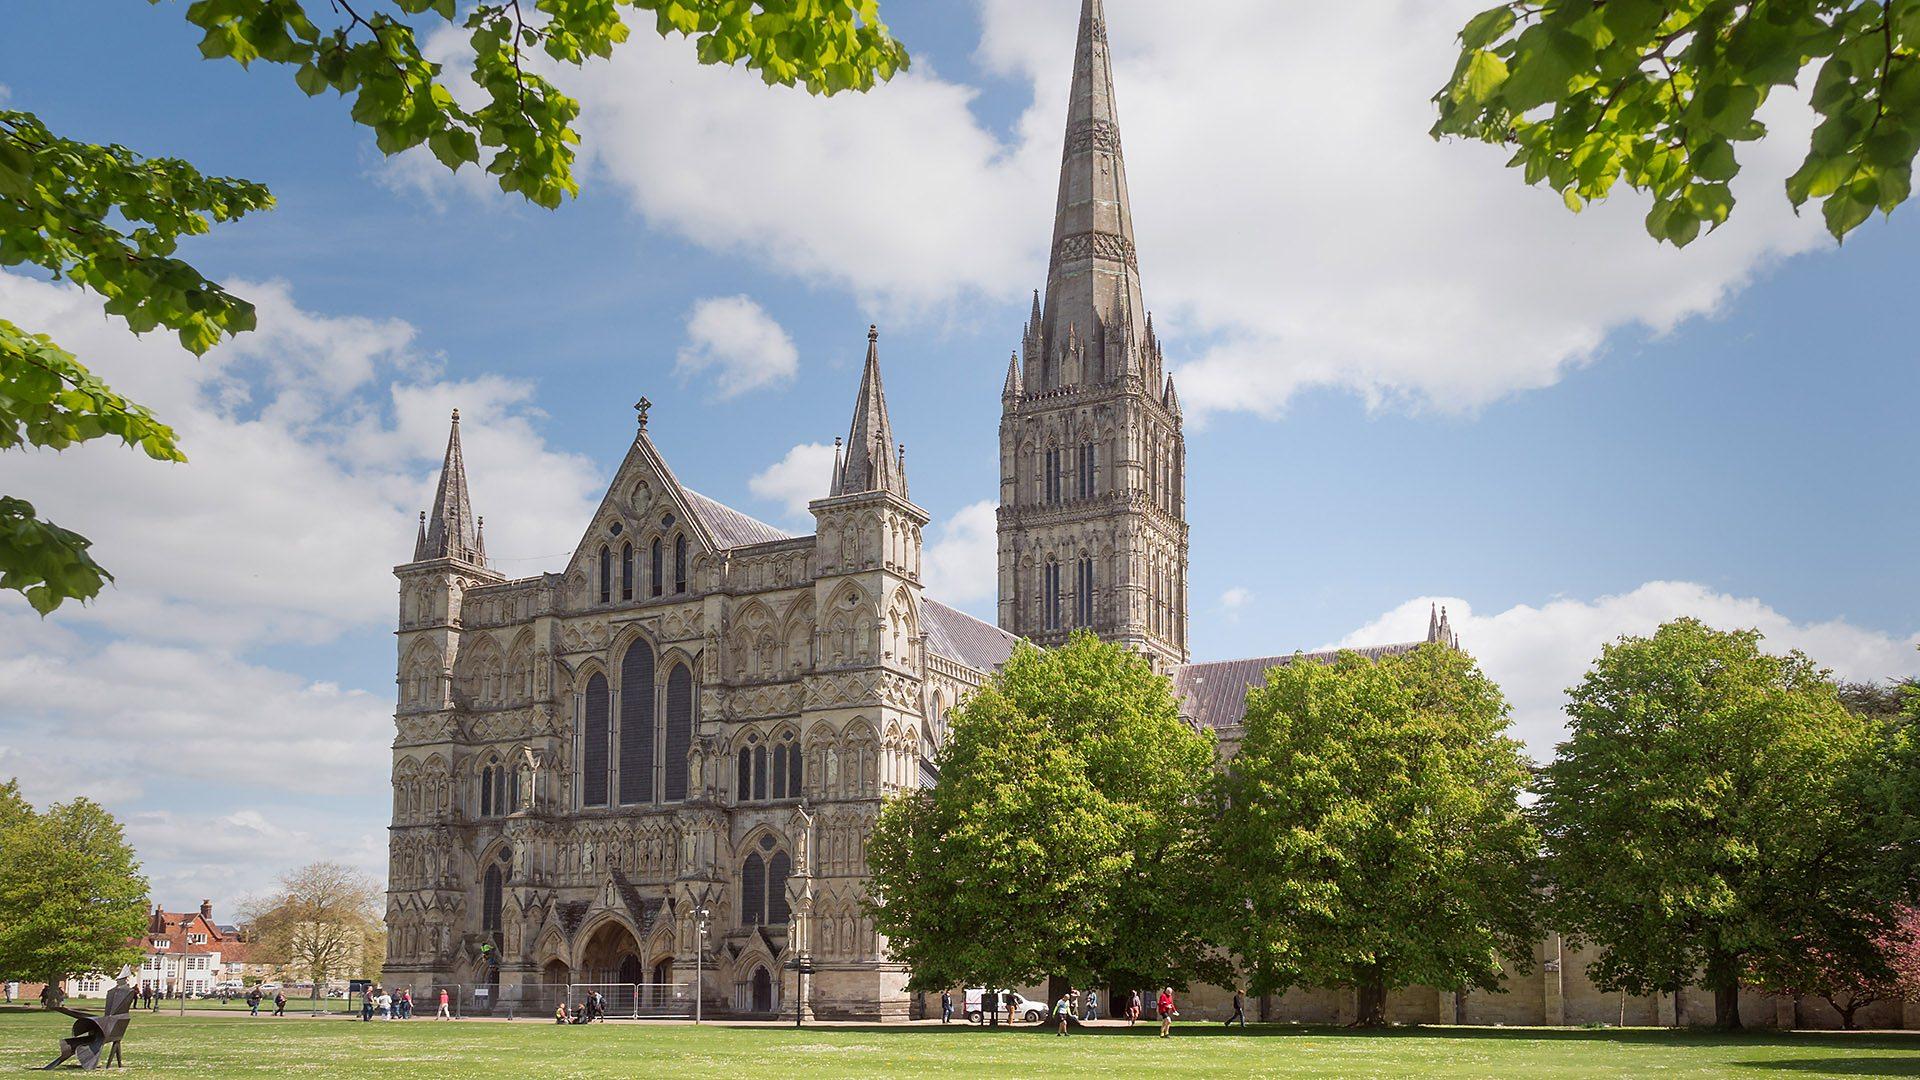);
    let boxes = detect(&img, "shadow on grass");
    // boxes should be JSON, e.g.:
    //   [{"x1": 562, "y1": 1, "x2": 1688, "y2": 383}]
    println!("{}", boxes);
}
[
  {"x1": 814, "y1": 1021, "x2": 1920, "y2": 1051},
  {"x1": 1729, "y1": 1060, "x2": 1920, "y2": 1076}
]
